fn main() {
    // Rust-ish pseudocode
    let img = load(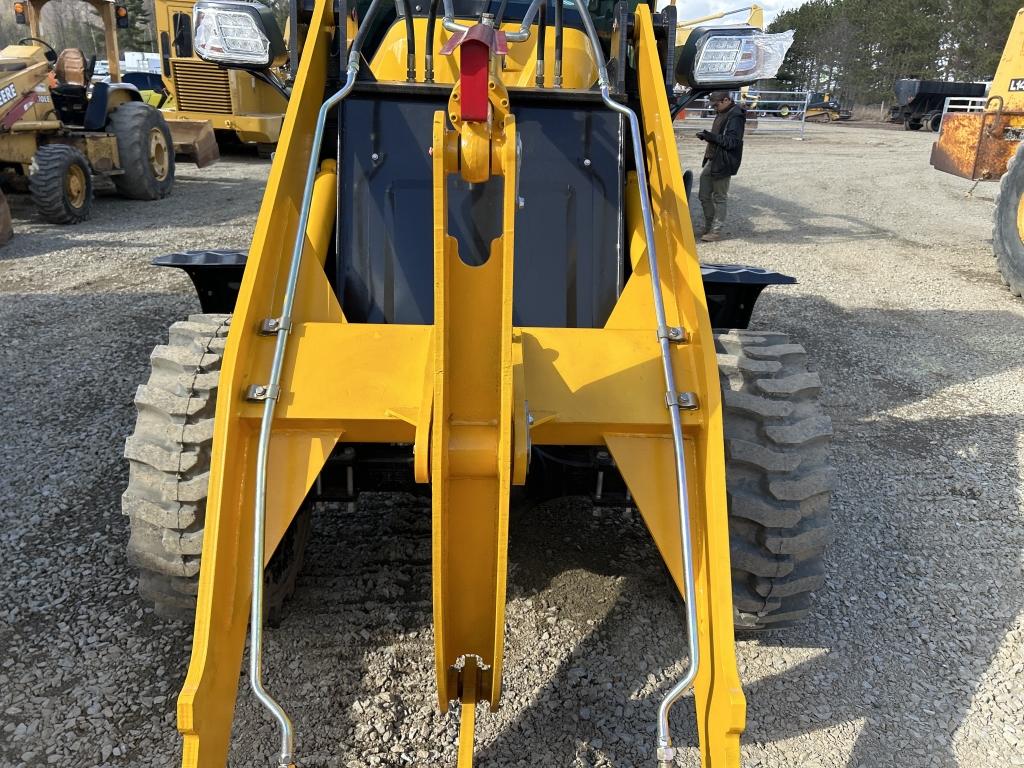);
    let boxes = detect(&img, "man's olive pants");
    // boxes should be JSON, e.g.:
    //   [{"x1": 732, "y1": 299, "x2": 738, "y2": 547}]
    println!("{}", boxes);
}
[{"x1": 698, "y1": 164, "x2": 731, "y2": 234}]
